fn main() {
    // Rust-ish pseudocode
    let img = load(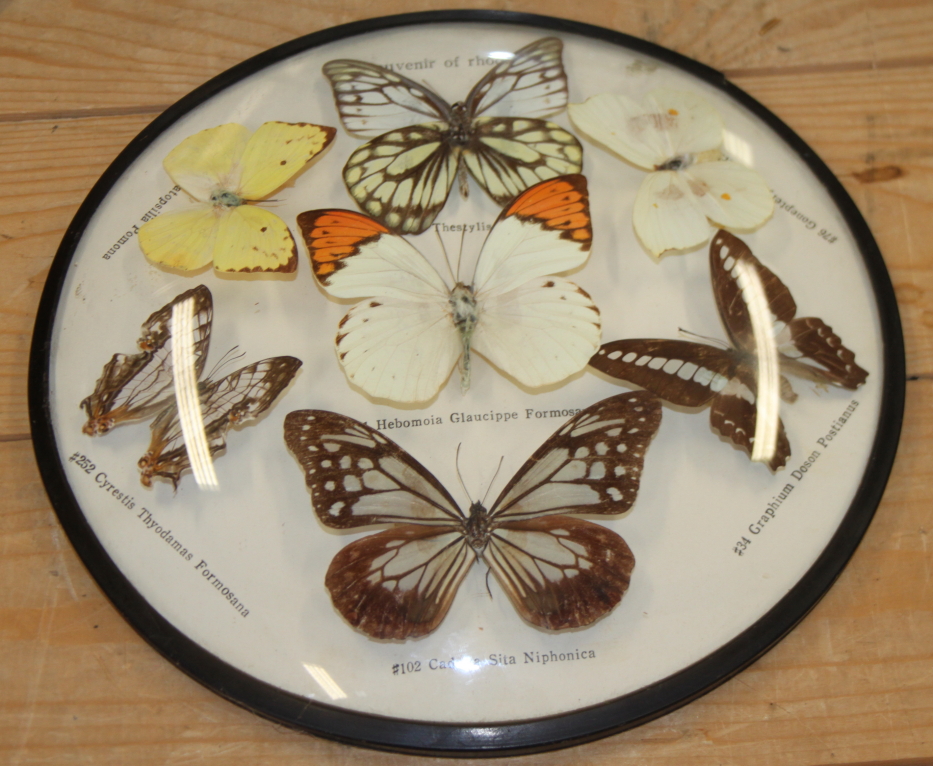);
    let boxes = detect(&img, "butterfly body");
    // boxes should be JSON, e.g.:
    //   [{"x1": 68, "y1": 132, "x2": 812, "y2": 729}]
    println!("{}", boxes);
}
[
  {"x1": 324, "y1": 38, "x2": 582, "y2": 234},
  {"x1": 285, "y1": 392, "x2": 660, "y2": 640},
  {"x1": 590, "y1": 230, "x2": 867, "y2": 470}
]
